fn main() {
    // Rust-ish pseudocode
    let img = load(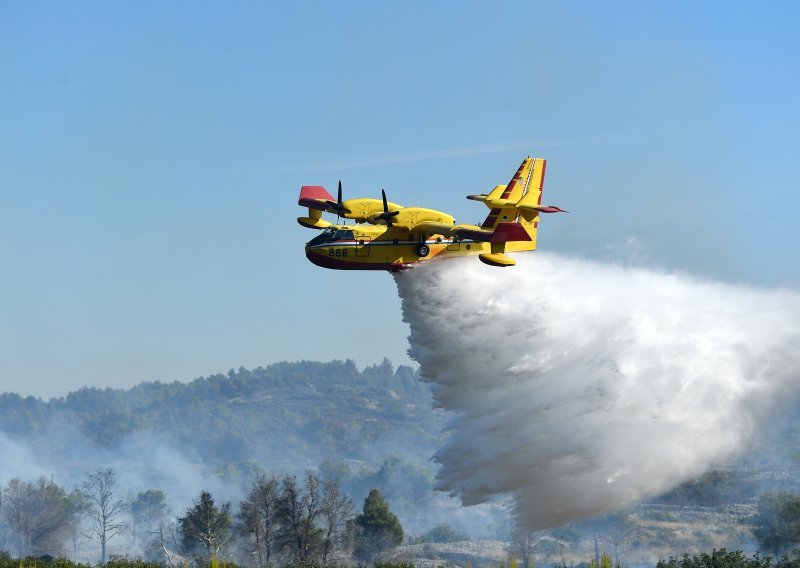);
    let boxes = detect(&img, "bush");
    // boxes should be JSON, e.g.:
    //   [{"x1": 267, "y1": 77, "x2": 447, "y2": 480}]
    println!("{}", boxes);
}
[{"x1": 657, "y1": 549, "x2": 772, "y2": 568}]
